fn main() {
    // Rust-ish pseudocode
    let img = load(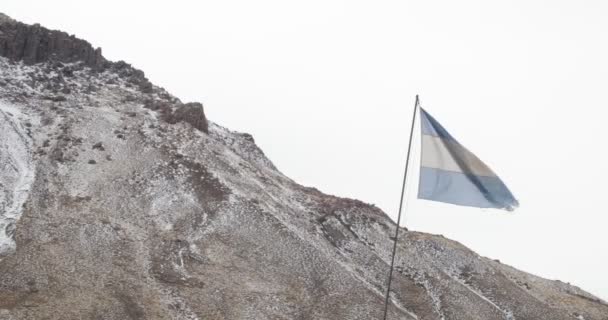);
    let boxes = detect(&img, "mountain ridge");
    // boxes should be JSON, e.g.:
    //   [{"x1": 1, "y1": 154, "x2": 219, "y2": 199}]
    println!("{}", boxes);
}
[{"x1": 0, "y1": 13, "x2": 606, "y2": 320}]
